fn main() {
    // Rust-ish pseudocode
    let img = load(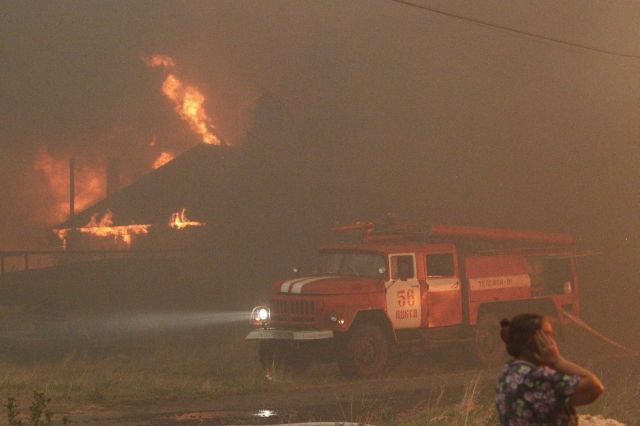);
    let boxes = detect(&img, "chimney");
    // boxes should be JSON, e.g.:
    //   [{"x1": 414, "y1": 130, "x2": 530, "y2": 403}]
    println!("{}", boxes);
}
[
  {"x1": 69, "y1": 158, "x2": 75, "y2": 224},
  {"x1": 106, "y1": 158, "x2": 120, "y2": 196}
]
